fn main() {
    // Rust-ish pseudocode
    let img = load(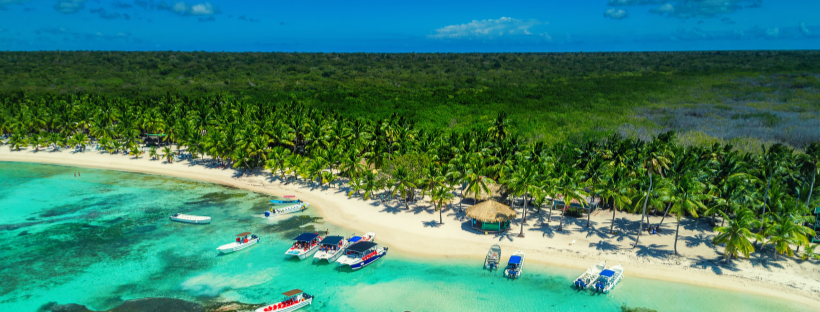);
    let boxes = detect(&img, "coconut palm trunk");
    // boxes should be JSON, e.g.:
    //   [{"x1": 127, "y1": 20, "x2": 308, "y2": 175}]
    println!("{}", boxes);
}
[
  {"x1": 518, "y1": 195, "x2": 528, "y2": 238},
  {"x1": 655, "y1": 203, "x2": 673, "y2": 232},
  {"x1": 674, "y1": 220, "x2": 682, "y2": 255},
  {"x1": 610, "y1": 204, "x2": 618, "y2": 234},
  {"x1": 759, "y1": 169, "x2": 773, "y2": 232},
  {"x1": 635, "y1": 172, "x2": 653, "y2": 247}
]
